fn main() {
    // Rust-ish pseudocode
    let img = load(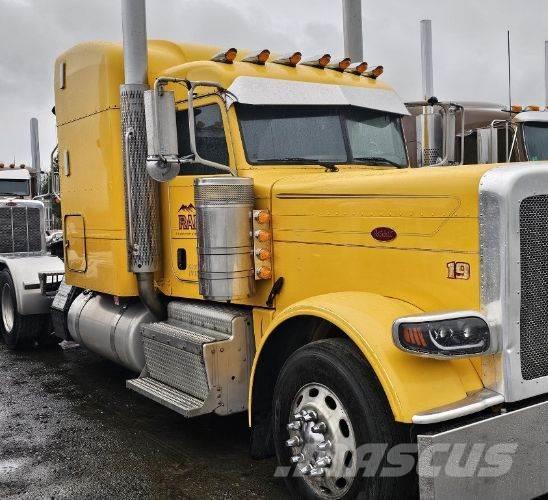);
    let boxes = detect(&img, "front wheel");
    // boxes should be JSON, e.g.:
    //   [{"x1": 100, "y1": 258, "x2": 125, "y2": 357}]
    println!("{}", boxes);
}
[
  {"x1": 273, "y1": 338, "x2": 416, "y2": 499},
  {"x1": 0, "y1": 269, "x2": 44, "y2": 350}
]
